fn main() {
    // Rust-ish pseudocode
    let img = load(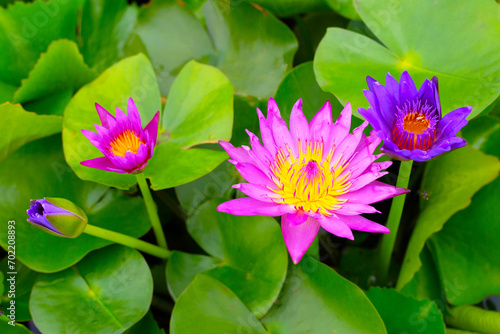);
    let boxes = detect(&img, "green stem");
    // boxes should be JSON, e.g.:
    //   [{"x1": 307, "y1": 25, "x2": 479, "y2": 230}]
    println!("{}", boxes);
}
[
  {"x1": 378, "y1": 160, "x2": 413, "y2": 285},
  {"x1": 136, "y1": 173, "x2": 168, "y2": 249},
  {"x1": 84, "y1": 224, "x2": 171, "y2": 259},
  {"x1": 445, "y1": 305, "x2": 500, "y2": 334}
]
